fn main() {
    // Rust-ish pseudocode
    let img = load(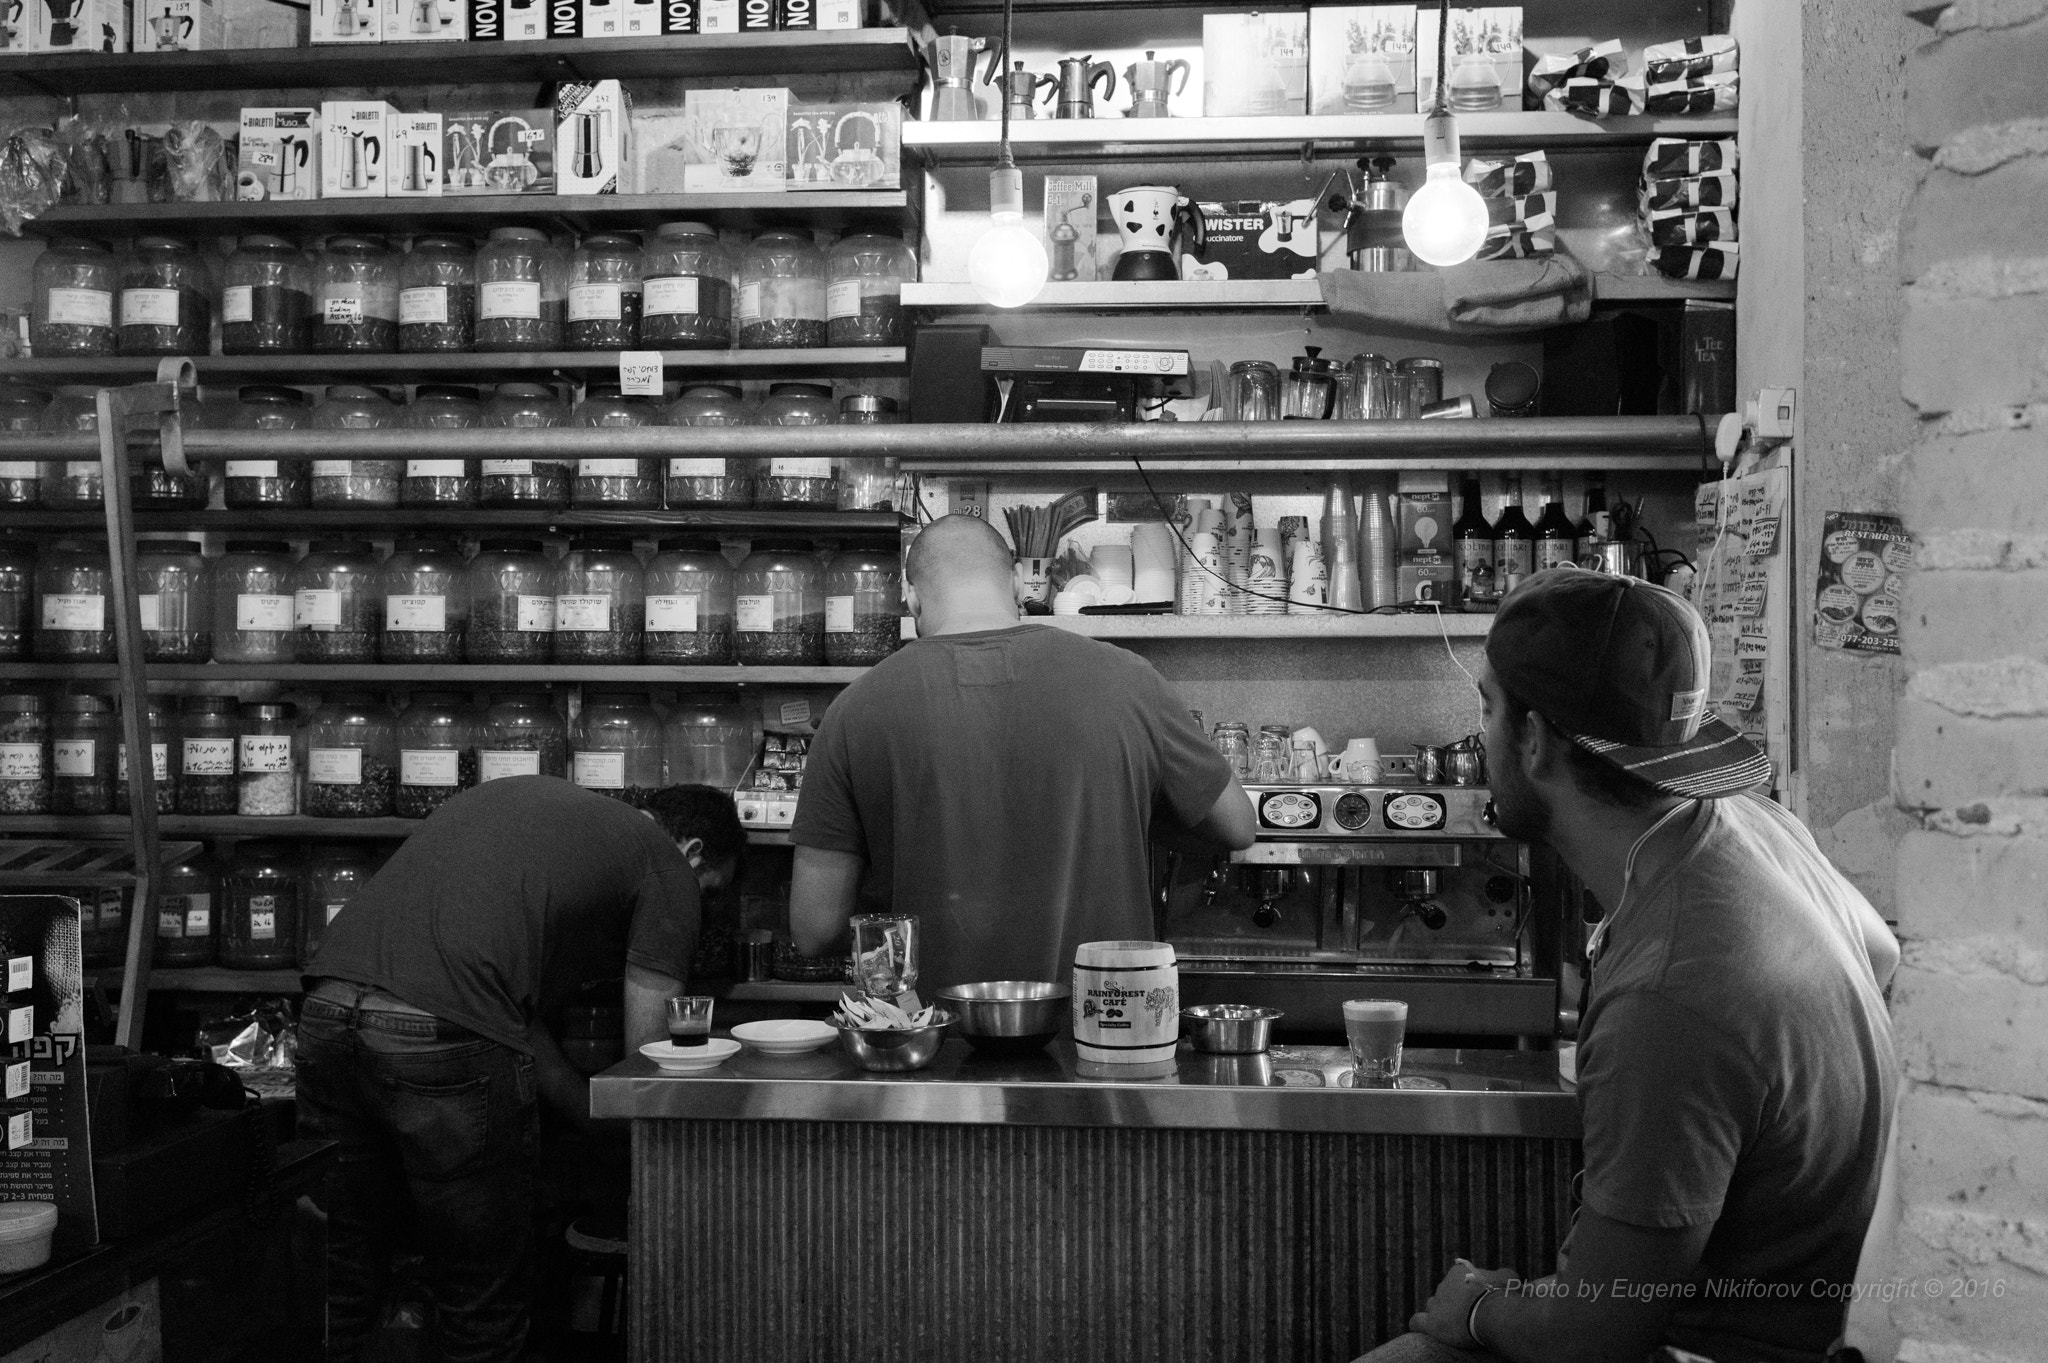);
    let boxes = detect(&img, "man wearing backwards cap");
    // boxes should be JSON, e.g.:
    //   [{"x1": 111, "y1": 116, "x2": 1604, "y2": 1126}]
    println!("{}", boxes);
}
[{"x1": 1358, "y1": 571, "x2": 1898, "y2": 1363}]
